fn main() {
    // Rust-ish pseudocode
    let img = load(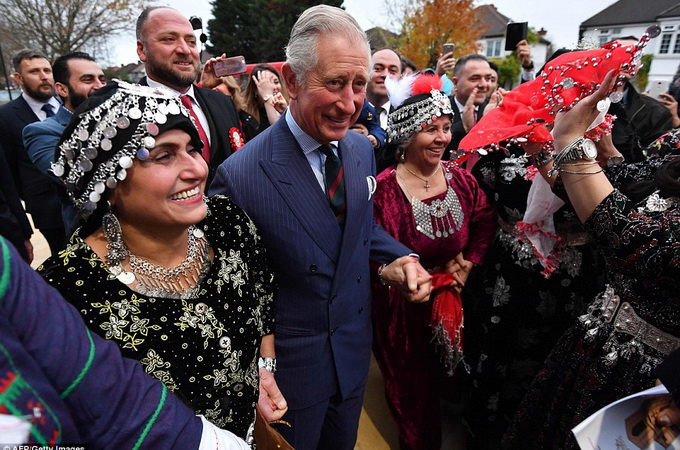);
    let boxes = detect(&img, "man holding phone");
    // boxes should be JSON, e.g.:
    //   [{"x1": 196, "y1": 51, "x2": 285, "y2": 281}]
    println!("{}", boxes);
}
[{"x1": 135, "y1": 6, "x2": 244, "y2": 186}]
